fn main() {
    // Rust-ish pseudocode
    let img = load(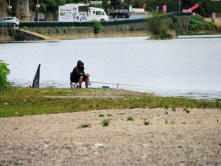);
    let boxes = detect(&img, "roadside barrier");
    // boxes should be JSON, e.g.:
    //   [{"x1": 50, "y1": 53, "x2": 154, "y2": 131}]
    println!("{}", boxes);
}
[
  {"x1": 0, "y1": 22, "x2": 17, "y2": 27},
  {"x1": 20, "y1": 18, "x2": 146, "y2": 28}
]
